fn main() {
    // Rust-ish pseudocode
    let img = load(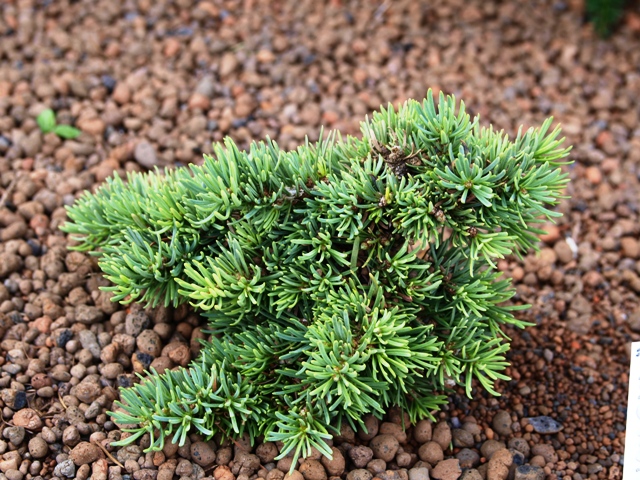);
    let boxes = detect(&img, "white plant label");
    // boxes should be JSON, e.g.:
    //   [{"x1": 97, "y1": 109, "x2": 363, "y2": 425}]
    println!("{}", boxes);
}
[{"x1": 624, "y1": 342, "x2": 640, "y2": 480}]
